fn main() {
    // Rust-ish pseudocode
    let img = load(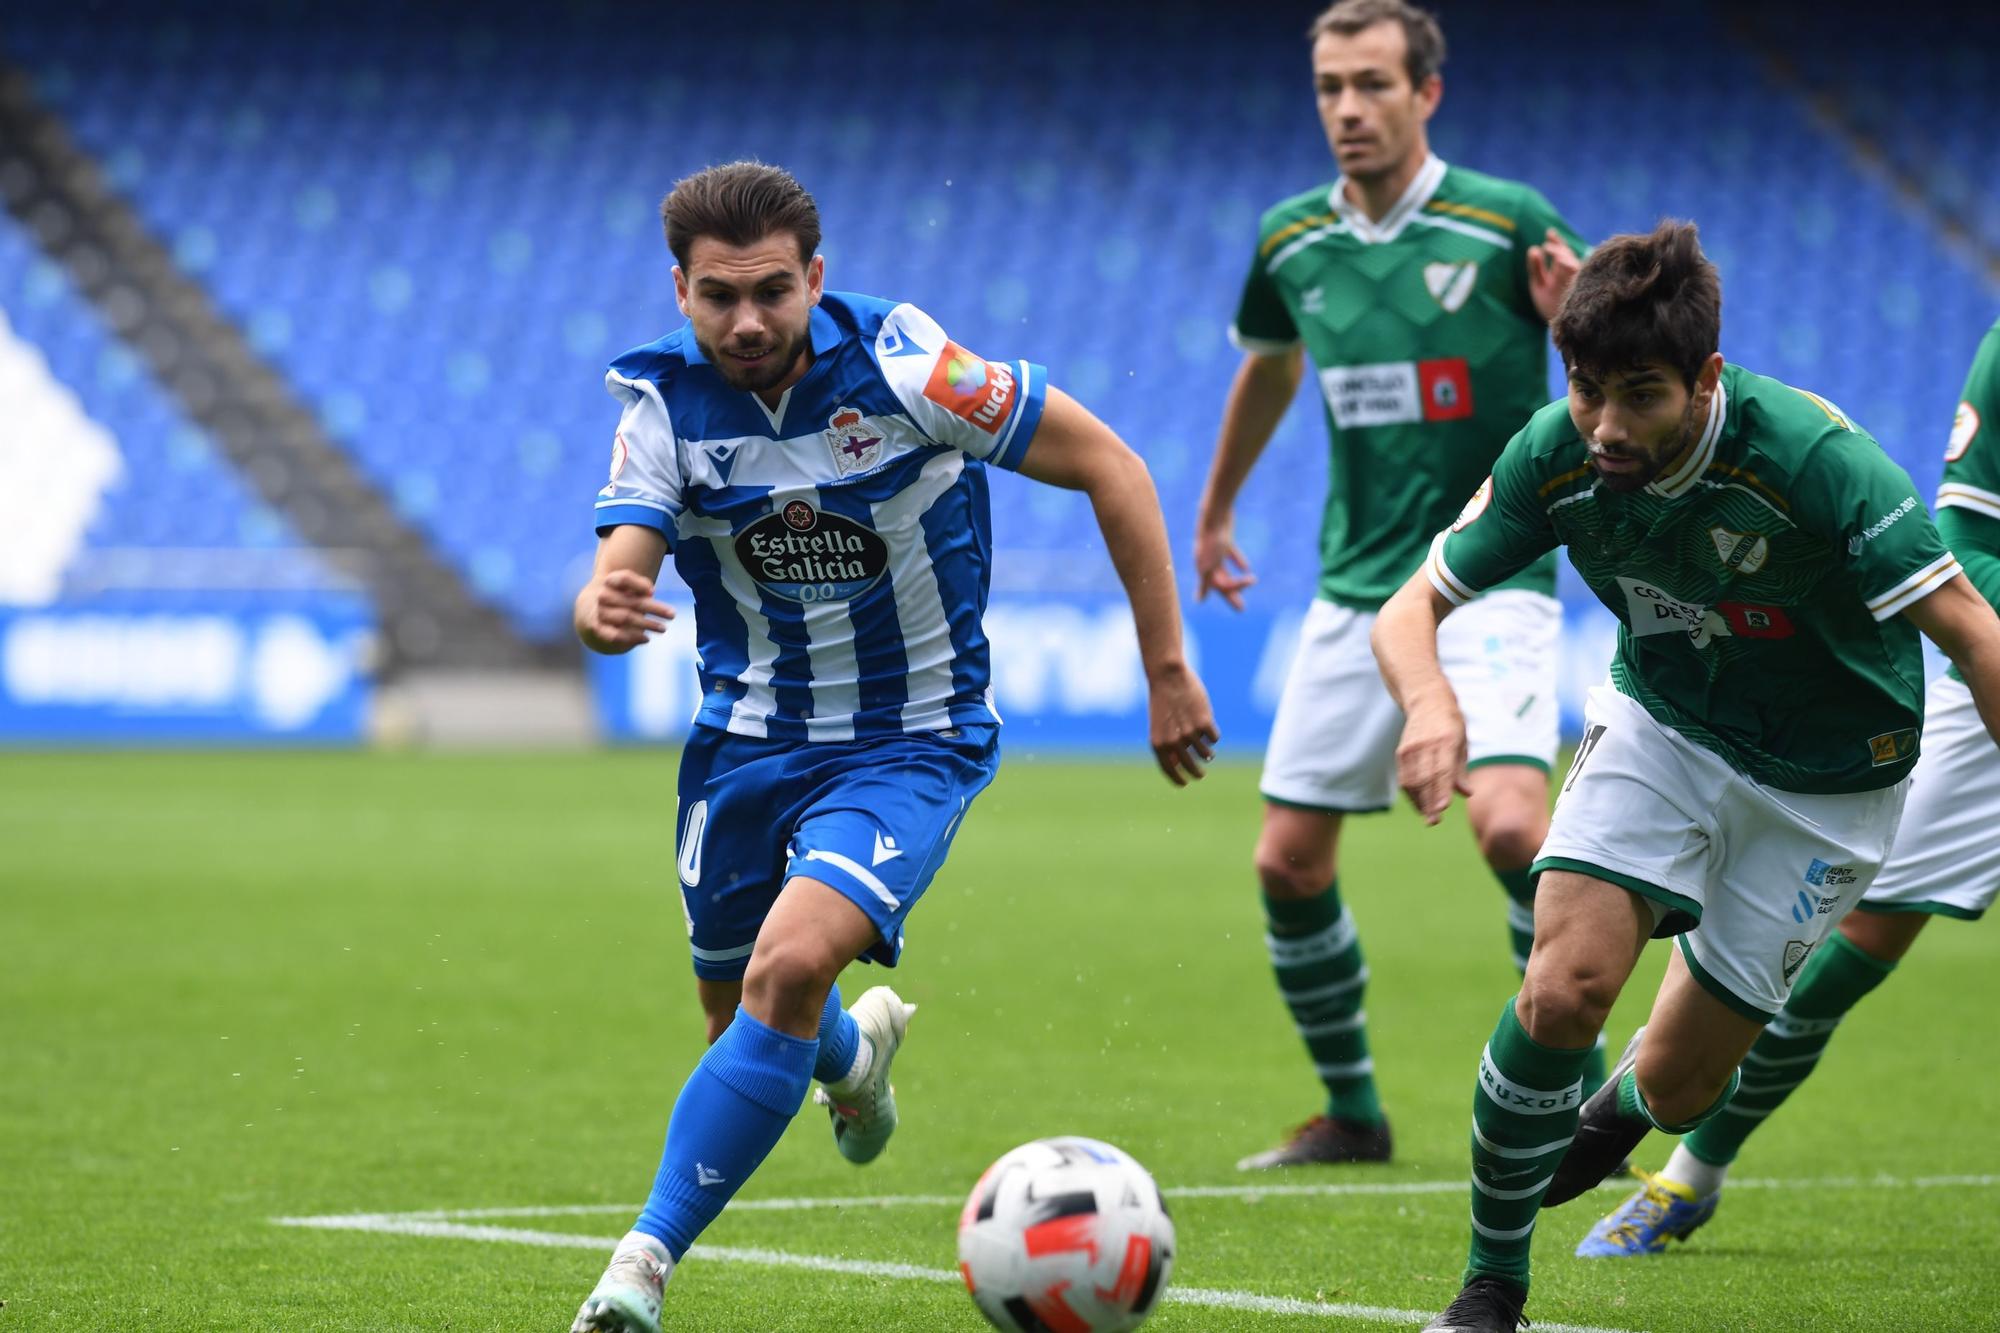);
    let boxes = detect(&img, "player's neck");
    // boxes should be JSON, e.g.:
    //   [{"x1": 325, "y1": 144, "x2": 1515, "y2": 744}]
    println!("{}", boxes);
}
[
  {"x1": 755, "y1": 347, "x2": 814, "y2": 410},
  {"x1": 1342, "y1": 147, "x2": 1429, "y2": 223}
]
